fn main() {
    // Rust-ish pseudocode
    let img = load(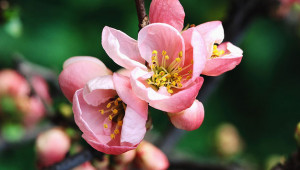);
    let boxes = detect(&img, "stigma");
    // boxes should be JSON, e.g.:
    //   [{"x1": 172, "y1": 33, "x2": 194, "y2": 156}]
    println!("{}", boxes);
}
[
  {"x1": 211, "y1": 45, "x2": 225, "y2": 58},
  {"x1": 147, "y1": 50, "x2": 193, "y2": 94},
  {"x1": 99, "y1": 97, "x2": 125, "y2": 140}
]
